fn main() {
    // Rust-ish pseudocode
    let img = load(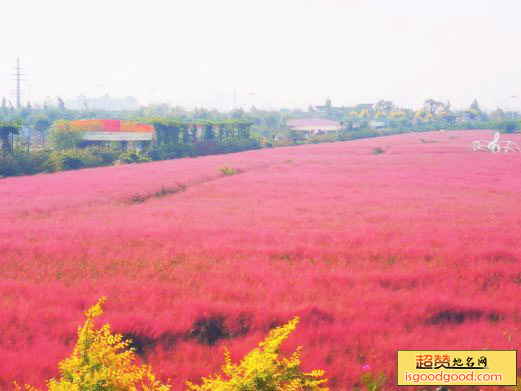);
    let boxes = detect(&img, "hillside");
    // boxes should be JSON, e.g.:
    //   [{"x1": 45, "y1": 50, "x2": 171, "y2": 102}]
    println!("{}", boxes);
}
[{"x1": 1, "y1": 130, "x2": 520, "y2": 389}]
